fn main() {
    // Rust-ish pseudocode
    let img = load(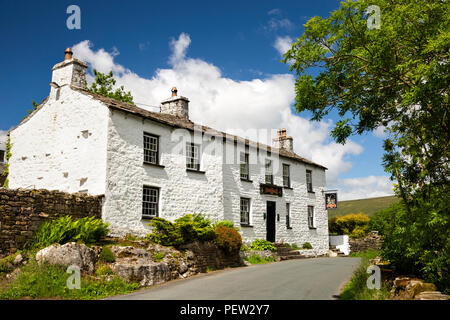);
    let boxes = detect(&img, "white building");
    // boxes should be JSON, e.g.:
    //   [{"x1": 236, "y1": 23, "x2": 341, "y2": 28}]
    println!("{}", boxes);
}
[{"x1": 8, "y1": 49, "x2": 329, "y2": 253}]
